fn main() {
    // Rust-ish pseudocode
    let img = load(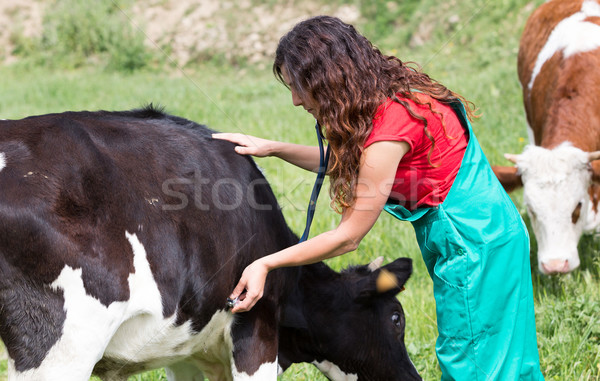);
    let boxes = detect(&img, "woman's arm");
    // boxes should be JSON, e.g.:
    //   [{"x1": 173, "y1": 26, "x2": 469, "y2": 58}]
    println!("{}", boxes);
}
[
  {"x1": 229, "y1": 140, "x2": 410, "y2": 313},
  {"x1": 212, "y1": 132, "x2": 322, "y2": 172}
]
